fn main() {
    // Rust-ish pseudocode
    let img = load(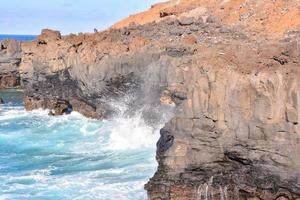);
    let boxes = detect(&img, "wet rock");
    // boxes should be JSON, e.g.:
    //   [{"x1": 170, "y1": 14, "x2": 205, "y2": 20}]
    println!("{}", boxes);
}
[
  {"x1": 25, "y1": 96, "x2": 103, "y2": 119},
  {"x1": 70, "y1": 98, "x2": 102, "y2": 119},
  {"x1": 156, "y1": 128, "x2": 174, "y2": 154},
  {"x1": 0, "y1": 97, "x2": 4, "y2": 104},
  {"x1": 103, "y1": 72, "x2": 139, "y2": 97},
  {"x1": 48, "y1": 100, "x2": 71, "y2": 116}
]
